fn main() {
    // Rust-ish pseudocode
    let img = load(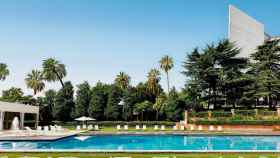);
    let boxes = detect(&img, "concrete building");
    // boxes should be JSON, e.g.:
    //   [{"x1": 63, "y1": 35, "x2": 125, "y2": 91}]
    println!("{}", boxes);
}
[
  {"x1": 0, "y1": 101, "x2": 39, "y2": 130},
  {"x1": 228, "y1": 5, "x2": 279, "y2": 57}
]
